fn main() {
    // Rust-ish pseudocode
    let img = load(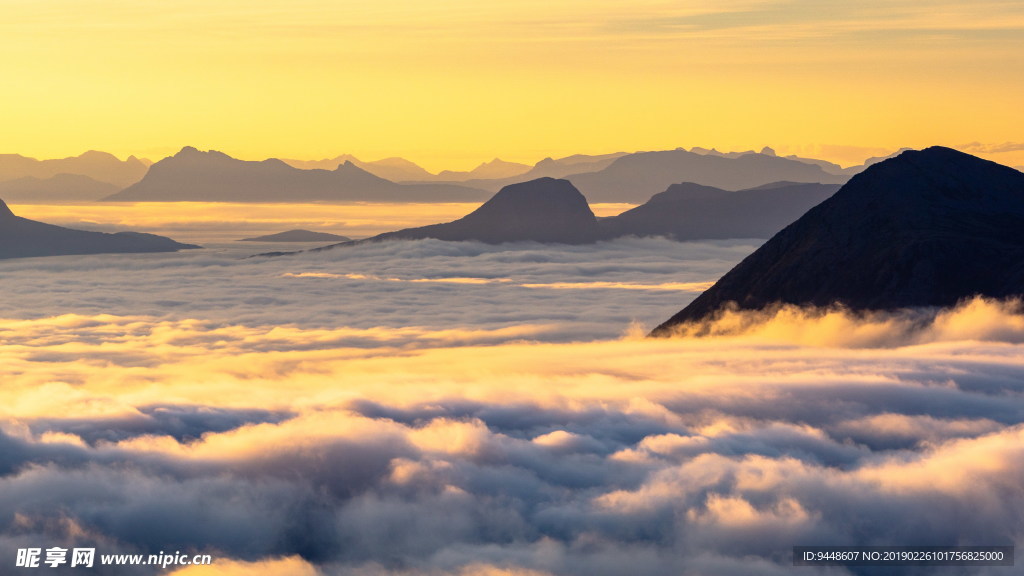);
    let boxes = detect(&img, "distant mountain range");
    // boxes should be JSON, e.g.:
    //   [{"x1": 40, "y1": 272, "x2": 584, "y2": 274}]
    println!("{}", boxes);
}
[
  {"x1": 280, "y1": 155, "x2": 435, "y2": 182},
  {"x1": 435, "y1": 158, "x2": 532, "y2": 181},
  {"x1": 0, "y1": 151, "x2": 149, "y2": 188},
  {"x1": 566, "y1": 149, "x2": 849, "y2": 203},
  {"x1": 281, "y1": 153, "x2": 622, "y2": 184},
  {"x1": 0, "y1": 198, "x2": 197, "y2": 259},
  {"x1": 2, "y1": 146, "x2": 914, "y2": 204},
  {"x1": 0, "y1": 174, "x2": 119, "y2": 203},
  {"x1": 99, "y1": 147, "x2": 855, "y2": 204},
  {"x1": 240, "y1": 230, "x2": 351, "y2": 242},
  {"x1": 104, "y1": 147, "x2": 491, "y2": 203},
  {"x1": 651, "y1": 147, "x2": 1024, "y2": 334},
  {"x1": 410, "y1": 152, "x2": 630, "y2": 191}
]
